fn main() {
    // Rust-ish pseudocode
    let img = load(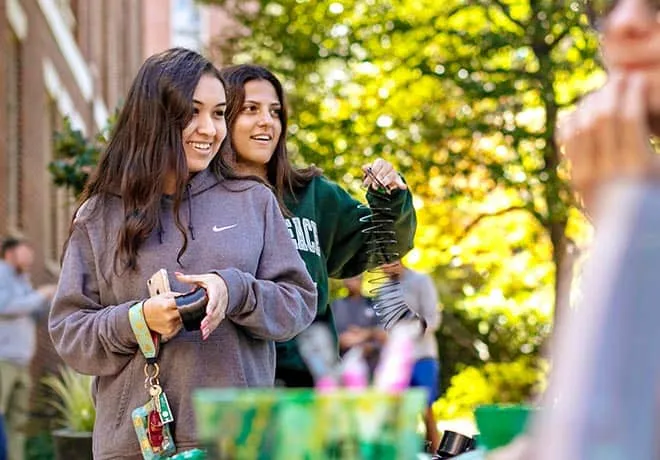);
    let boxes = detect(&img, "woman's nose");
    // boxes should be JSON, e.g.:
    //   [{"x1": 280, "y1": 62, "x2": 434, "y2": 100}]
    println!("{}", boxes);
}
[
  {"x1": 606, "y1": 0, "x2": 656, "y2": 39},
  {"x1": 197, "y1": 114, "x2": 216, "y2": 136},
  {"x1": 257, "y1": 110, "x2": 274, "y2": 126}
]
